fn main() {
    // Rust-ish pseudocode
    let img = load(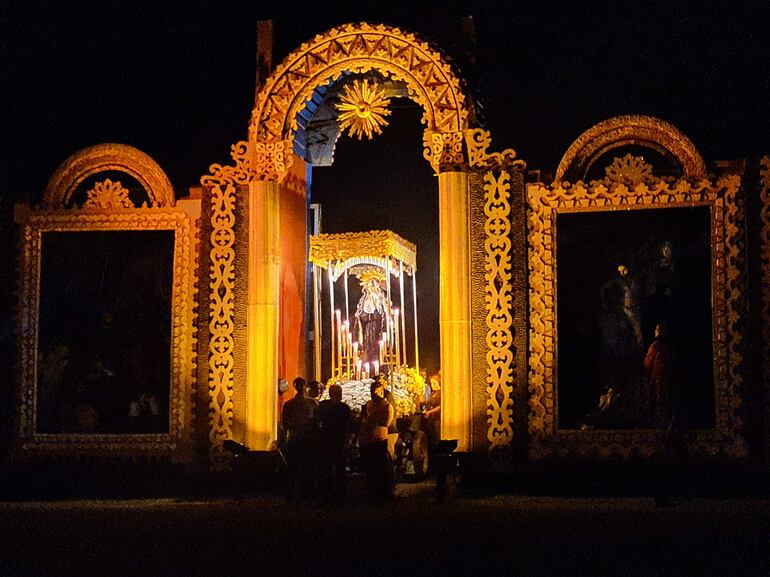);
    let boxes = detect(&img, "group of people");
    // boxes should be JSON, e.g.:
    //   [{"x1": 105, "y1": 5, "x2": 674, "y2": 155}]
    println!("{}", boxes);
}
[{"x1": 279, "y1": 374, "x2": 398, "y2": 504}]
